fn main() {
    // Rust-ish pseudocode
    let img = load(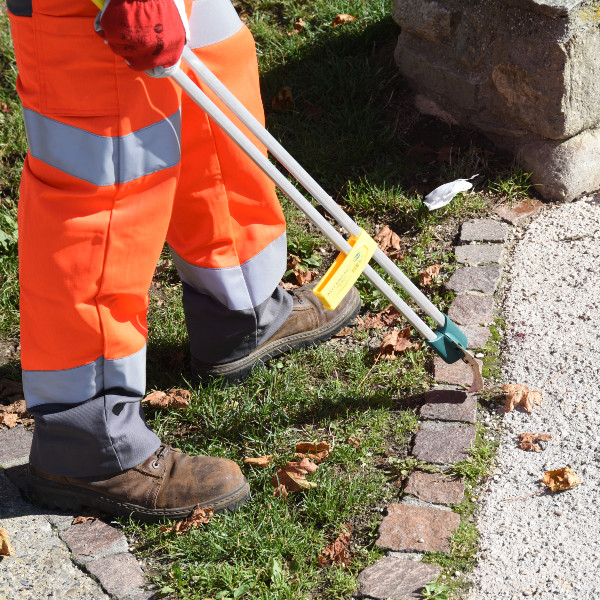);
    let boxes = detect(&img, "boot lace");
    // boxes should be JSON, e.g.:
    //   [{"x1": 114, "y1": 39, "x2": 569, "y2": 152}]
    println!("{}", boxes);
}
[{"x1": 151, "y1": 445, "x2": 169, "y2": 469}]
